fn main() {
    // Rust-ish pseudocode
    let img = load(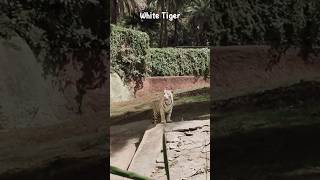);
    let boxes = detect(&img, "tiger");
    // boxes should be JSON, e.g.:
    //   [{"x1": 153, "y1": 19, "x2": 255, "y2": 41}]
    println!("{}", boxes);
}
[{"x1": 151, "y1": 89, "x2": 174, "y2": 124}]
